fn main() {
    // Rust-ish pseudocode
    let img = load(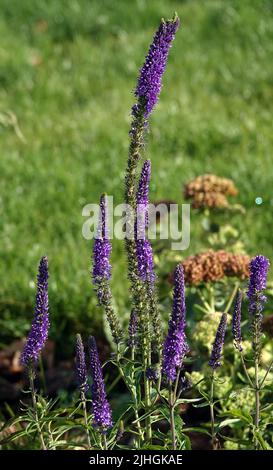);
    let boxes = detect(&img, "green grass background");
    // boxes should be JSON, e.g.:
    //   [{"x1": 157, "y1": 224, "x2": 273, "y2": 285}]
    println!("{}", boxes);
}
[{"x1": 0, "y1": 0, "x2": 272, "y2": 352}]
